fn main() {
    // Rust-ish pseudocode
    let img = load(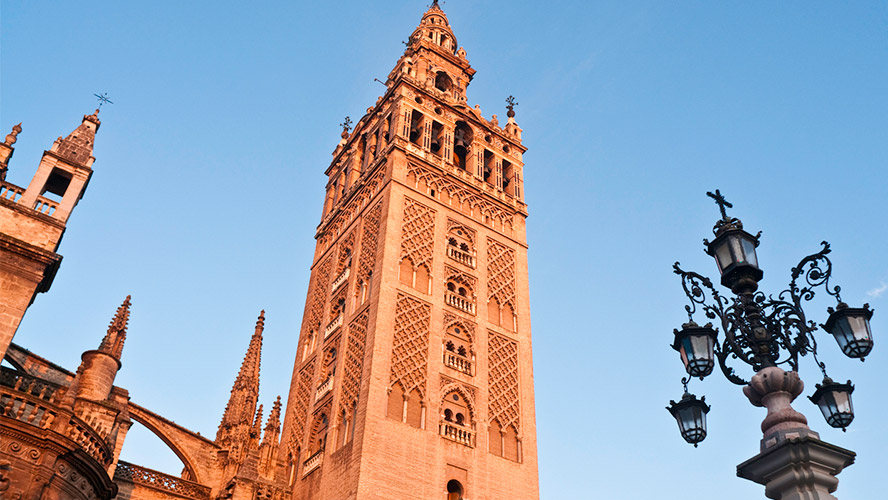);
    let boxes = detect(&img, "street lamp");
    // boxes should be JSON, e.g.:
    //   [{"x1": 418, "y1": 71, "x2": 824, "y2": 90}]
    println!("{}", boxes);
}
[{"x1": 667, "y1": 190, "x2": 874, "y2": 499}]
